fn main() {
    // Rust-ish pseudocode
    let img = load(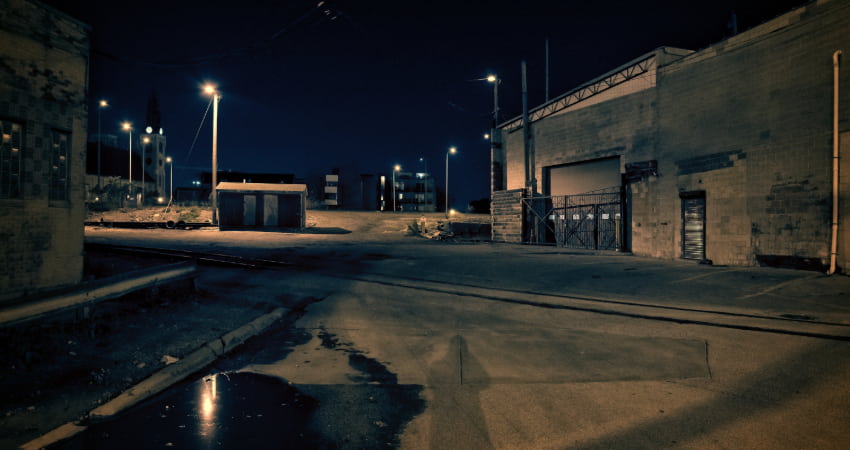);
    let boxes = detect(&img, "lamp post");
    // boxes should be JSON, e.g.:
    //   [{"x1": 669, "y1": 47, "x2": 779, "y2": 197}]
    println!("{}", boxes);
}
[
  {"x1": 122, "y1": 122, "x2": 132, "y2": 199},
  {"x1": 97, "y1": 100, "x2": 108, "y2": 190},
  {"x1": 166, "y1": 156, "x2": 173, "y2": 205},
  {"x1": 487, "y1": 74, "x2": 499, "y2": 194},
  {"x1": 445, "y1": 146, "x2": 457, "y2": 218},
  {"x1": 392, "y1": 164, "x2": 401, "y2": 212},
  {"x1": 204, "y1": 84, "x2": 221, "y2": 225}
]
